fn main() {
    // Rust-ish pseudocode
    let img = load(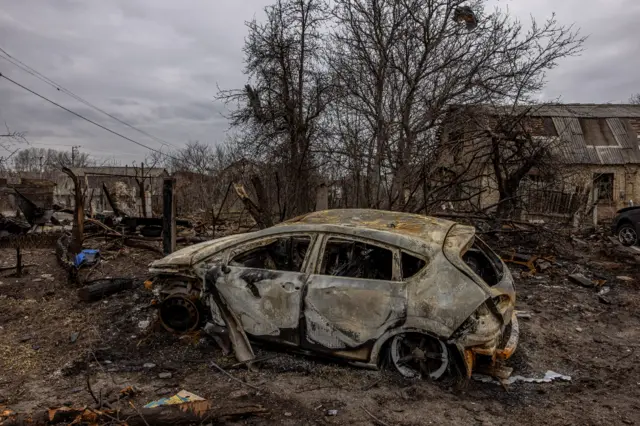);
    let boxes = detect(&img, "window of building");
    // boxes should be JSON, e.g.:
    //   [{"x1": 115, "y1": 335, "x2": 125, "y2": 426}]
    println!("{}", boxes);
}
[
  {"x1": 320, "y1": 238, "x2": 393, "y2": 281},
  {"x1": 527, "y1": 117, "x2": 558, "y2": 137},
  {"x1": 579, "y1": 119, "x2": 618, "y2": 147},
  {"x1": 593, "y1": 173, "x2": 614, "y2": 201},
  {"x1": 230, "y1": 236, "x2": 311, "y2": 272}
]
